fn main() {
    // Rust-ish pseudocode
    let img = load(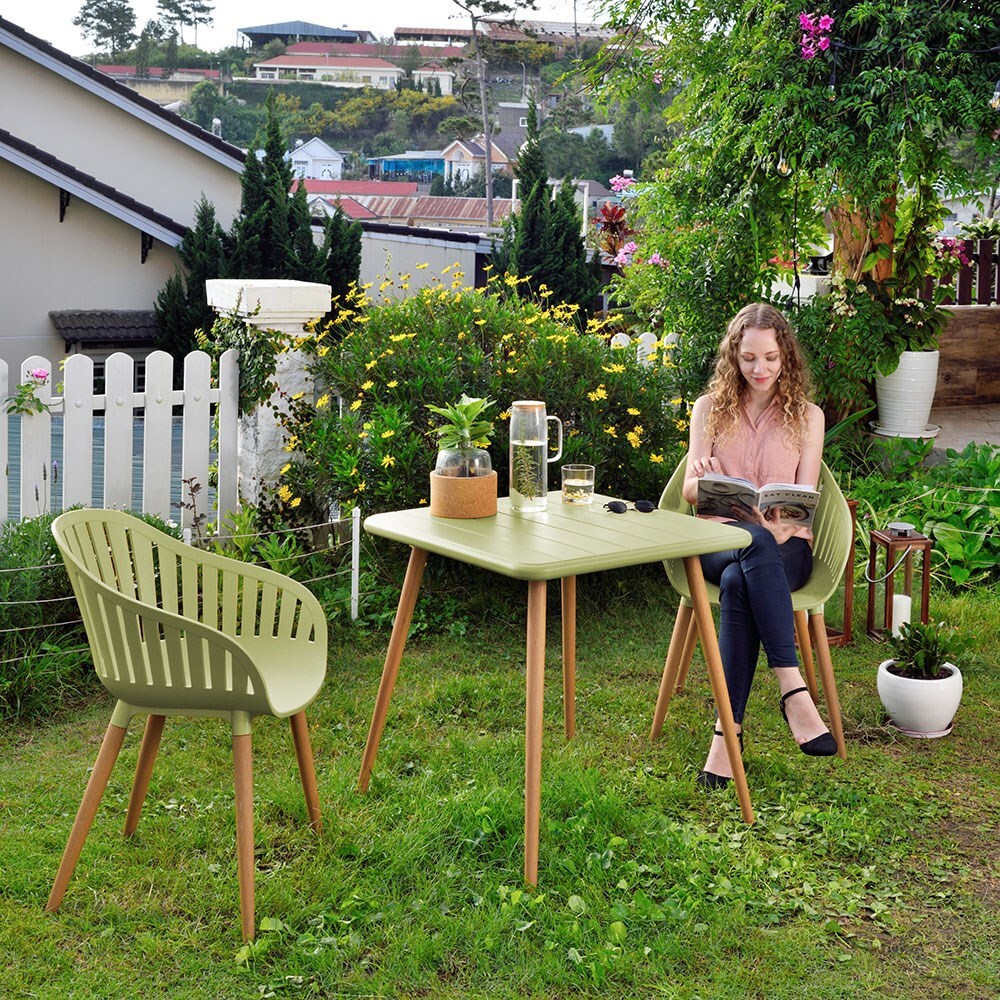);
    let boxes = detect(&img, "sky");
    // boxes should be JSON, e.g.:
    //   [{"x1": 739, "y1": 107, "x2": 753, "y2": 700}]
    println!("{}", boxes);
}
[{"x1": 3, "y1": 1, "x2": 600, "y2": 57}]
